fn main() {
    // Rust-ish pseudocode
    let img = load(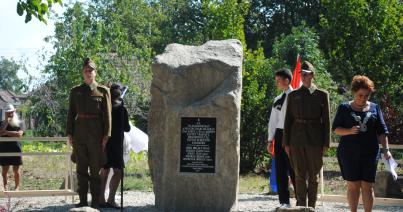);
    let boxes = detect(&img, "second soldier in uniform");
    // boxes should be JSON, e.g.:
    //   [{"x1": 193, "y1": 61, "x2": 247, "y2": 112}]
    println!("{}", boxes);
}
[{"x1": 66, "y1": 58, "x2": 112, "y2": 208}]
